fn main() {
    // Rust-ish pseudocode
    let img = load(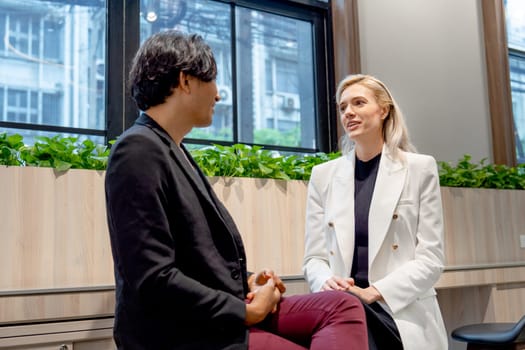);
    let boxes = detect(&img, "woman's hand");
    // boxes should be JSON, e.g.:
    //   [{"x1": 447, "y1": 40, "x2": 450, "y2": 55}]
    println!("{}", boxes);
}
[
  {"x1": 248, "y1": 269, "x2": 286, "y2": 294},
  {"x1": 245, "y1": 278, "x2": 282, "y2": 326},
  {"x1": 321, "y1": 276, "x2": 355, "y2": 291},
  {"x1": 347, "y1": 285, "x2": 383, "y2": 304}
]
